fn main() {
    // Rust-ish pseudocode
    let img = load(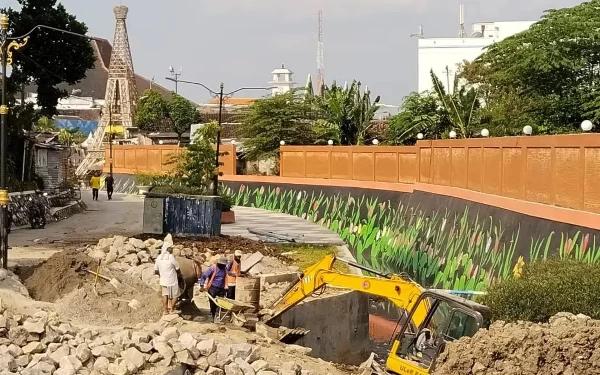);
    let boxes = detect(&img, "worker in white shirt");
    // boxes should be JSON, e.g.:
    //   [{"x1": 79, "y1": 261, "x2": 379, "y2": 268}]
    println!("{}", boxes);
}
[{"x1": 154, "y1": 243, "x2": 183, "y2": 315}]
